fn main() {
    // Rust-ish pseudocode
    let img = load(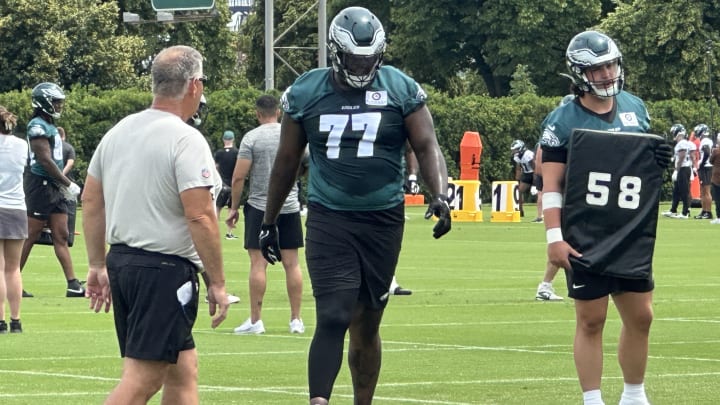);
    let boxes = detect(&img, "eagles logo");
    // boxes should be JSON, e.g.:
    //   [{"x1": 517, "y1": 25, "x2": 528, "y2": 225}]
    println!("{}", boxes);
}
[
  {"x1": 541, "y1": 127, "x2": 561, "y2": 147},
  {"x1": 280, "y1": 87, "x2": 291, "y2": 112}
]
